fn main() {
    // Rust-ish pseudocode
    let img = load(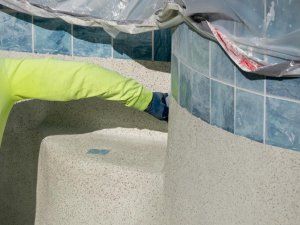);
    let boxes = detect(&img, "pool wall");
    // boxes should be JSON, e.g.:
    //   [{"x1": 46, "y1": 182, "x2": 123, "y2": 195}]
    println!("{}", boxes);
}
[
  {"x1": 1, "y1": 1, "x2": 300, "y2": 225},
  {"x1": 171, "y1": 22, "x2": 300, "y2": 151},
  {"x1": 166, "y1": 1, "x2": 300, "y2": 224}
]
